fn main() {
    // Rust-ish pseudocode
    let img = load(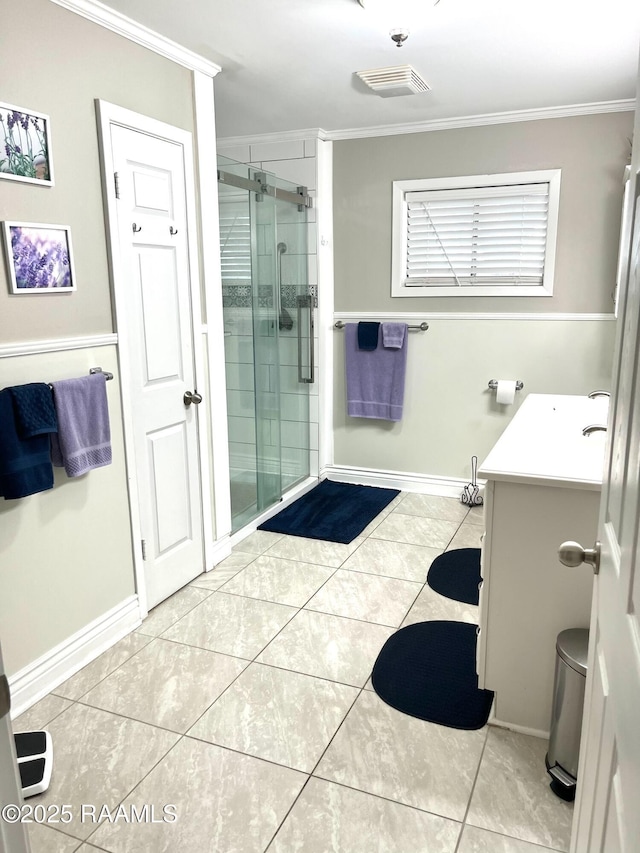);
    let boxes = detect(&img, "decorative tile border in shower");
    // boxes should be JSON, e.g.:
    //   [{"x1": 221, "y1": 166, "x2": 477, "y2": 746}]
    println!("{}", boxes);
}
[{"x1": 222, "y1": 283, "x2": 317, "y2": 309}]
